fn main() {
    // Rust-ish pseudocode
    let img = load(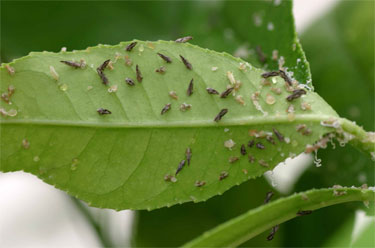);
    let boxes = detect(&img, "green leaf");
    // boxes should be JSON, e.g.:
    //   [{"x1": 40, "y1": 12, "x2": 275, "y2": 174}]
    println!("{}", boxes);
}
[
  {"x1": 0, "y1": 40, "x2": 372, "y2": 210},
  {"x1": 182, "y1": 187, "x2": 375, "y2": 247}
]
